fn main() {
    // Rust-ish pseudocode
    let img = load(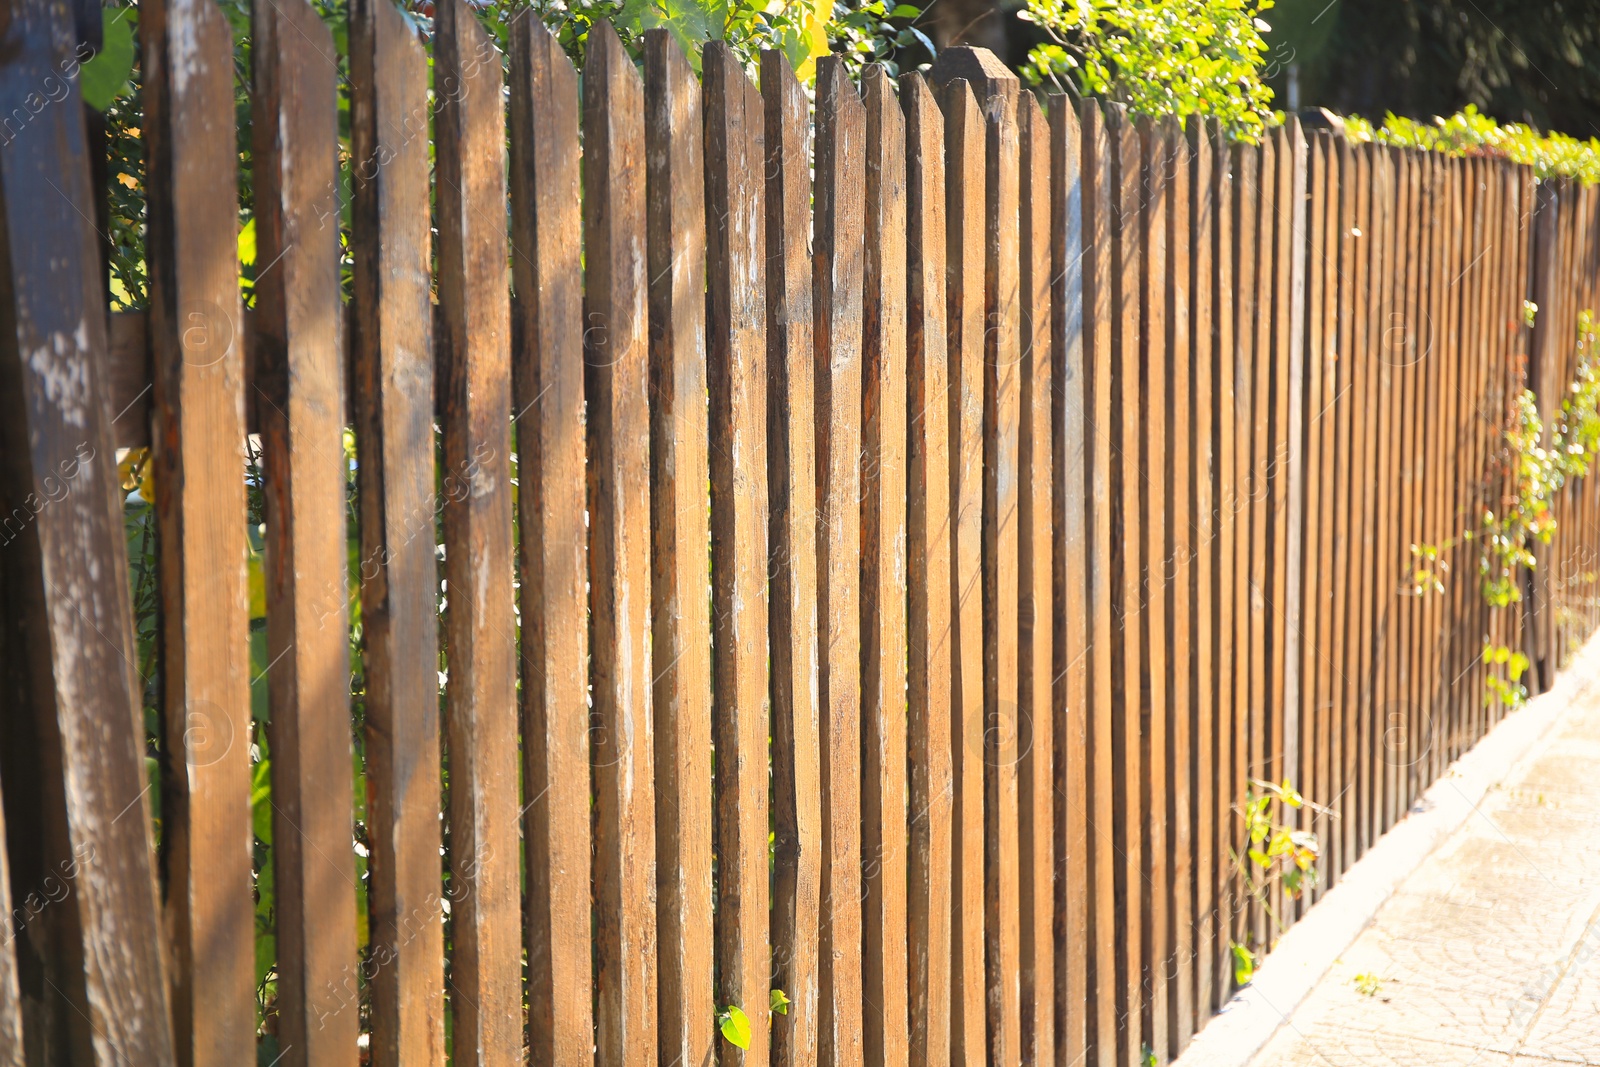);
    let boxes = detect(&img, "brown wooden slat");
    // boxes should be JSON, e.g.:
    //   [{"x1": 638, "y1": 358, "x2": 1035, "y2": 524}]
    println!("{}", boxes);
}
[
  {"x1": 0, "y1": 1, "x2": 174, "y2": 1059},
  {"x1": 582, "y1": 23, "x2": 659, "y2": 1067},
  {"x1": 1212, "y1": 120, "x2": 1240, "y2": 1007},
  {"x1": 644, "y1": 28, "x2": 715, "y2": 1067},
  {"x1": 1051, "y1": 93, "x2": 1091, "y2": 1067},
  {"x1": 1296, "y1": 129, "x2": 1326, "y2": 911},
  {"x1": 1016, "y1": 90, "x2": 1054, "y2": 1067},
  {"x1": 761, "y1": 45, "x2": 821, "y2": 1067},
  {"x1": 901, "y1": 70, "x2": 953, "y2": 1067},
  {"x1": 350, "y1": 0, "x2": 445, "y2": 1059},
  {"x1": 978, "y1": 69, "x2": 1023, "y2": 1067},
  {"x1": 1187, "y1": 114, "x2": 1217, "y2": 1027},
  {"x1": 1164, "y1": 114, "x2": 1195, "y2": 1055},
  {"x1": 251, "y1": 0, "x2": 358, "y2": 1060},
  {"x1": 1275, "y1": 124, "x2": 1307, "y2": 868},
  {"x1": 142, "y1": 0, "x2": 255, "y2": 1057},
  {"x1": 1310, "y1": 132, "x2": 1338, "y2": 901},
  {"x1": 1080, "y1": 98, "x2": 1119, "y2": 1067},
  {"x1": 1375, "y1": 147, "x2": 1400, "y2": 839},
  {"x1": 705, "y1": 41, "x2": 772, "y2": 1067},
  {"x1": 436, "y1": 2, "x2": 521, "y2": 1058},
  {"x1": 1231, "y1": 140, "x2": 1258, "y2": 966},
  {"x1": 1352, "y1": 144, "x2": 1377, "y2": 859},
  {"x1": 1109, "y1": 106, "x2": 1144, "y2": 1067},
  {"x1": 1339, "y1": 139, "x2": 1366, "y2": 876},
  {"x1": 859, "y1": 62, "x2": 910, "y2": 1067},
  {"x1": 938, "y1": 76, "x2": 987, "y2": 1067},
  {"x1": 812, "y1": 55, "x2": 867, "y2": 1067},
  {"x1": 1138, "y1": 117, "x2": 1169, "y2": 1059},
  {"x1": 507, "y1": 17, "x2": 592, "y2": 1065}
]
